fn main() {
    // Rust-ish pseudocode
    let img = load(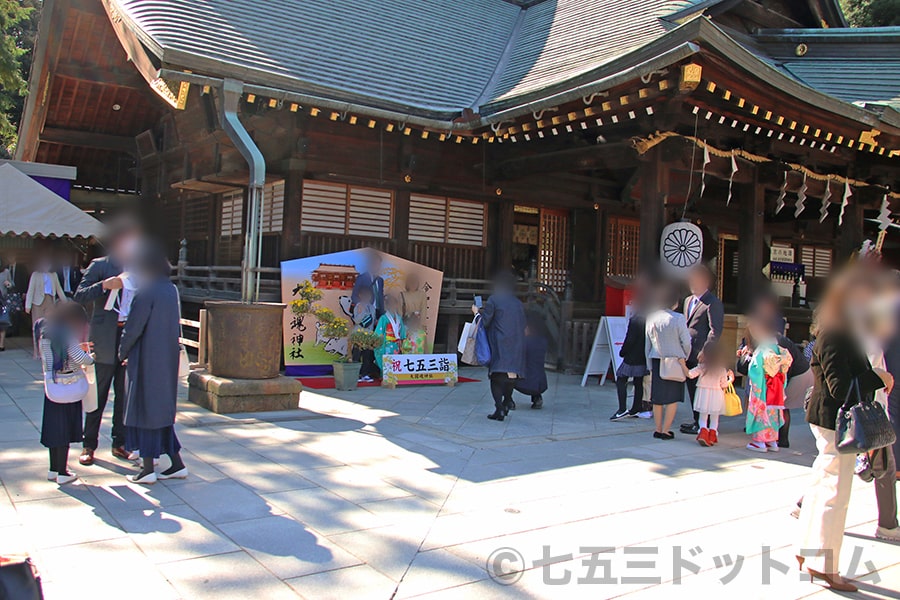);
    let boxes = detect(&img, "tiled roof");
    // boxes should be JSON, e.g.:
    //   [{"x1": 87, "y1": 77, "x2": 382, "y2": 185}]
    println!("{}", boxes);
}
[
  {"x1": 754, "y1": 27, "x2": 900, "y2": 111},
  {"x1": 116, "y1": 0, "x2": 705, "y2": 117}
]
